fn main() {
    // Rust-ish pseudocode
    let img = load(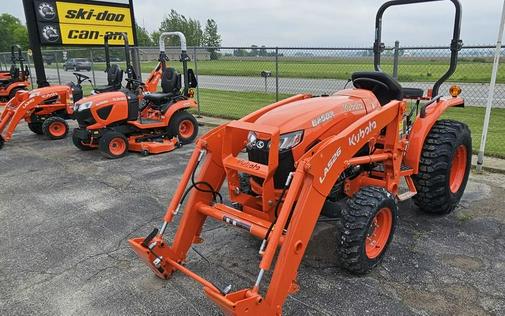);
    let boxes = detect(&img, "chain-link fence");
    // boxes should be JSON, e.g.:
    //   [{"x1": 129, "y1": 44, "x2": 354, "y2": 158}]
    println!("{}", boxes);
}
[{"x1": 1, "y1": 44, "x2": 503, "y2": 157}]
